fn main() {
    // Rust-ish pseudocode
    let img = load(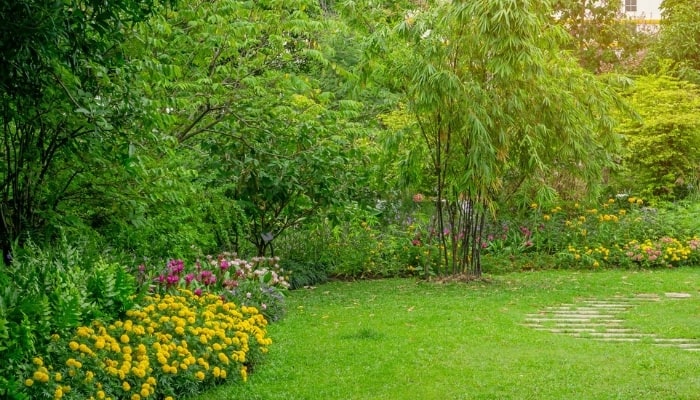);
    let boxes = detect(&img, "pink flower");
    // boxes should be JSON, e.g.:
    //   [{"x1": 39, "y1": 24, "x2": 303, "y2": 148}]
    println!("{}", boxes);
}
[
  {"x1": 184, "y1": 274, "x2": 196, "y2": 286},
  {"x1": 220, "y1": 259, "x2": 230, "y2": 271},
  {"x1": 194, "y1": 288, "x2": 203, "y2": 296},
  {"x1": 166, "y1": 275, "x2": 179, "y2": 286}
]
